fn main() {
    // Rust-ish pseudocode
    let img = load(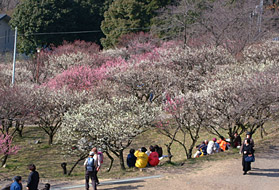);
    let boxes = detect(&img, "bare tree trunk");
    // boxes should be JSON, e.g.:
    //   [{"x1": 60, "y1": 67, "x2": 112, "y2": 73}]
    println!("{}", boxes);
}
[
  {"x1": 230, "y1": 135, "x2": 235, "y2": 148},
  {"x1": 1, "y1": 155, "x2": 8, "y2": 167},
  {"x1": 68, "y1": 154, "x2": 87, "y2": 176},
  {"x1": 119, "y1": 150, "x2": 125, "y2": 171},
  {"x1": 260, "y1": 125, "x2": 268, "y2": 139},
  {"x1": 165, "y1": 143, "x2": 173, "y2": 163},
  {"x1": 48, "y1": 133, "x2": 54, "y2": 145},
  {"x1": 105, "y1": 151, "x2": 114, "y2": 172},
  {"x1": 110, "y1": 149, "x2": 126, "y2": 171},
  {"x1": 187, "y1": 139, "x2": 198, "y2": 159}
]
